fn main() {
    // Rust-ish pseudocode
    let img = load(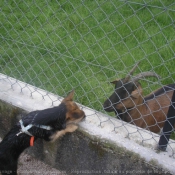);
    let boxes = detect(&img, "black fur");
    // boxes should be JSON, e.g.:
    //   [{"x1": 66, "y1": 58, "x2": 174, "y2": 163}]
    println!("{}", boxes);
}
[
  {"x1": 0, "y1": 103, "x2": 67, "y2": 175},
  {"x1": 158, "y1": 90, "x2": 175, "y2": 151},
  {"x1": 144, "y1": 83, "x2": 175, "y2": 102}
]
